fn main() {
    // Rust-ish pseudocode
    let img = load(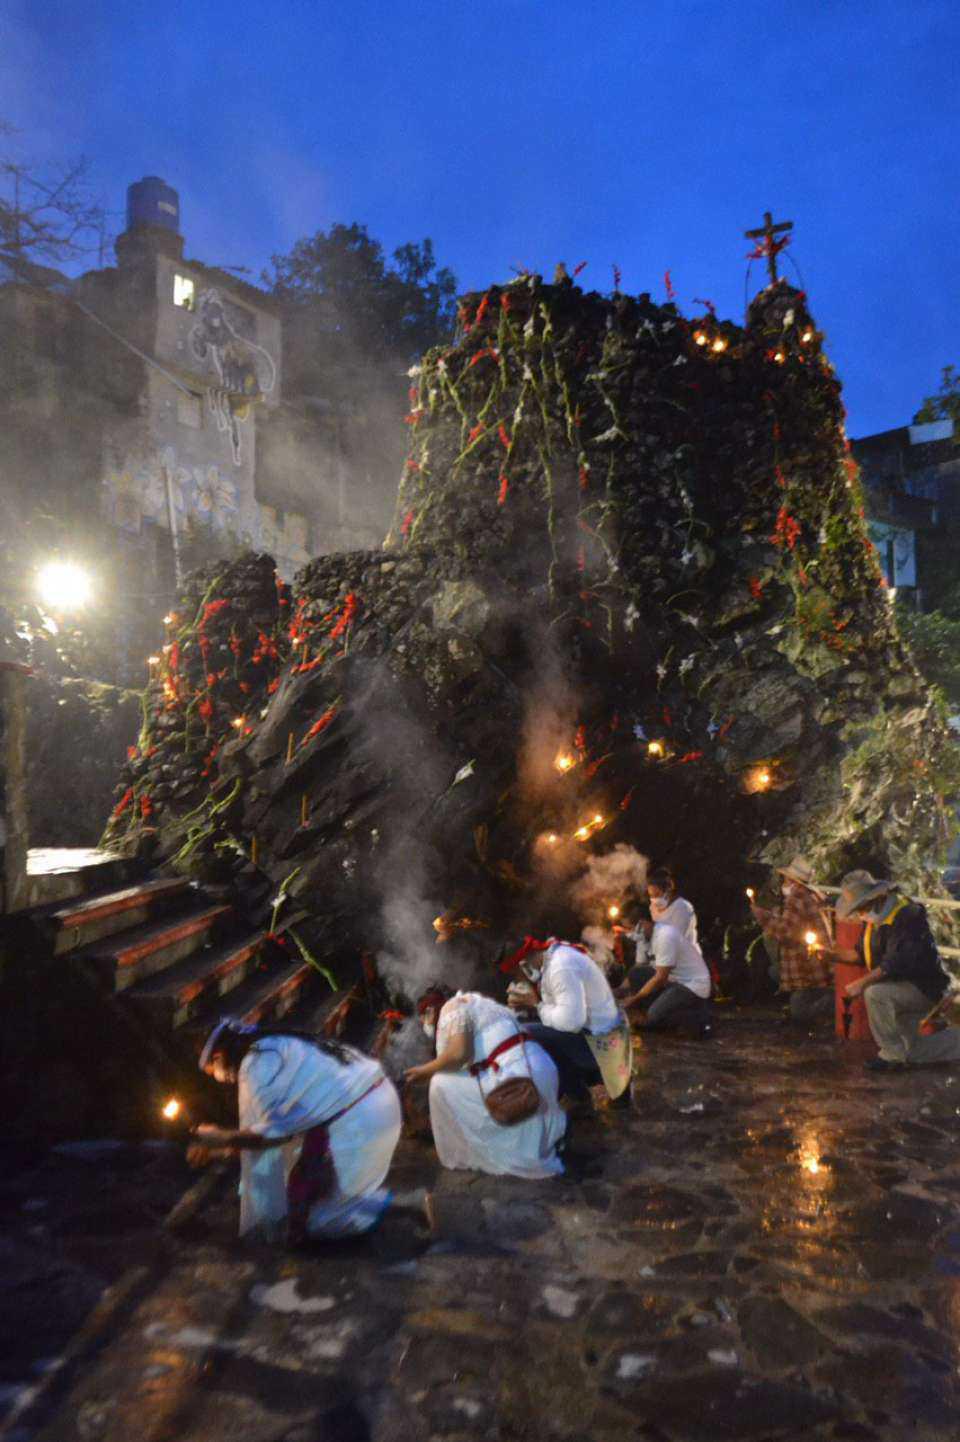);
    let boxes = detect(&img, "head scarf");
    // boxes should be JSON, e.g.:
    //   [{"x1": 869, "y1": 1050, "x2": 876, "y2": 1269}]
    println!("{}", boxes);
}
[
  {"x1": 198, "y1": 1017, "x2": 257, "y2": 1071},
  {"x1": 498, "y1": 936, "x2": 554, "y2": 974},
  {"x1": 416, "y1": 987, "x2": 450, "y2": 1017}
]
